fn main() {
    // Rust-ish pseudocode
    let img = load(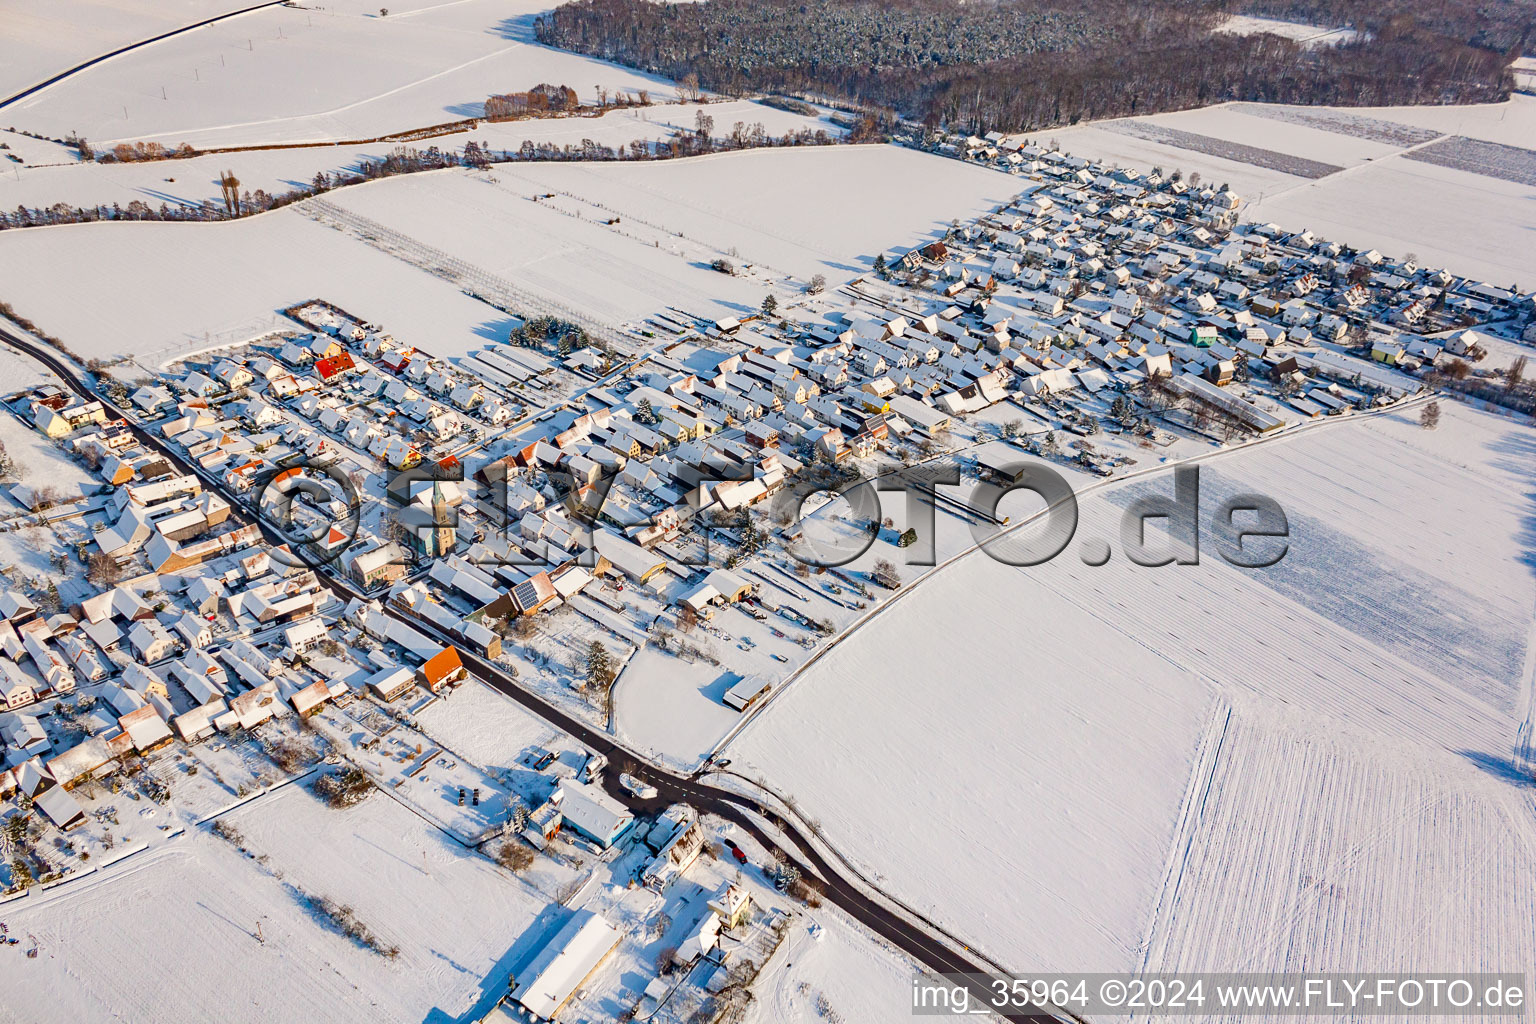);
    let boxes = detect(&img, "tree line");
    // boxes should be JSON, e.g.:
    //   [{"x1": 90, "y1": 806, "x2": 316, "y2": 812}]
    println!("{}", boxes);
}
[
  {"x1": 0, "y1": 118, "x2": 859, "y2": 231},
  {"x1": 534, "y1": 0, "x2": 1516, "y2": 134}
]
